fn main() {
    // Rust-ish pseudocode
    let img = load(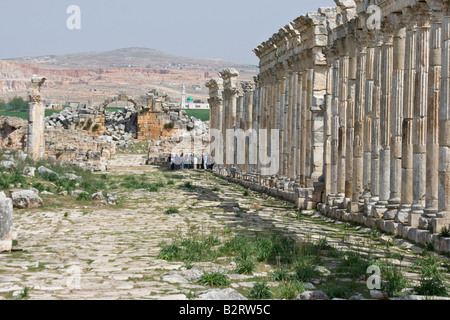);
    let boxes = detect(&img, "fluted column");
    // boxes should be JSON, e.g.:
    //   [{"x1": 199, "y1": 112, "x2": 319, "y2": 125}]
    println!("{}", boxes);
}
[
  {"x1": 296, "y1": 71, "x2": 304, "y2": 185},
  {"x1": 346, "y1": 41, "x2": 357, "y2": 200},
  {"x1": 330, "y1": 59, "x2": 340, "y2": 196},
  {"x1": 352, "y1": 44, "x2": 366, "y2": 210},
  {"x1": 386, "y1": 26, "x2": 406, "y2": 218},
  {"x1": 324, "y1": 62, "x2": 333, "y2": 199},
  {"x1": 299, "y1": 71, "x2": 308, "y2": 186},
  {"x1": 433, "y1": 15, "x2": 450, "y2": 233},
  {"x1": 370, "y1": 33, "x2": 382, "y2": 208},
  {"x1": 397, "y1": 18, "x2": 417, "y2": 223},
  {"x1": 337, "y1": 55, "x2": 348, "y2": 198},
  {"x1": 375, "y1": 31, "x2": 394, "y2": 217},
  {"x1": 410, "y1": 12, "x2": 431, "y2": 224},
  {"x1": 362, "y1": 45, "x2": 374, "y2": 207},
  {"x1": 423, "y1": 9, "x2": 442, "y2": 229}
]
